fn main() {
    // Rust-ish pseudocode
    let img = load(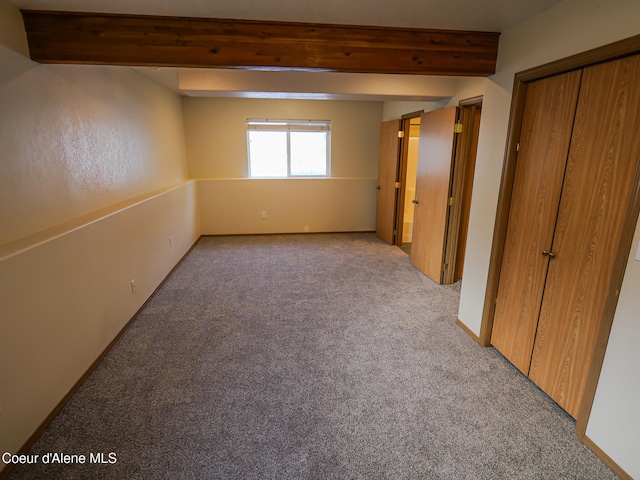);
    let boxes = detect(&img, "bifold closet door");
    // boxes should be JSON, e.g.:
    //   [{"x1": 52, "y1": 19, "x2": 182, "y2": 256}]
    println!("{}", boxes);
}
[
  {"x1": 528, "y1": 54, "x2": 640, "y2": 418},
  {"x1": 491, "y1": 70, "x2": 582, "y2": 374}
]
